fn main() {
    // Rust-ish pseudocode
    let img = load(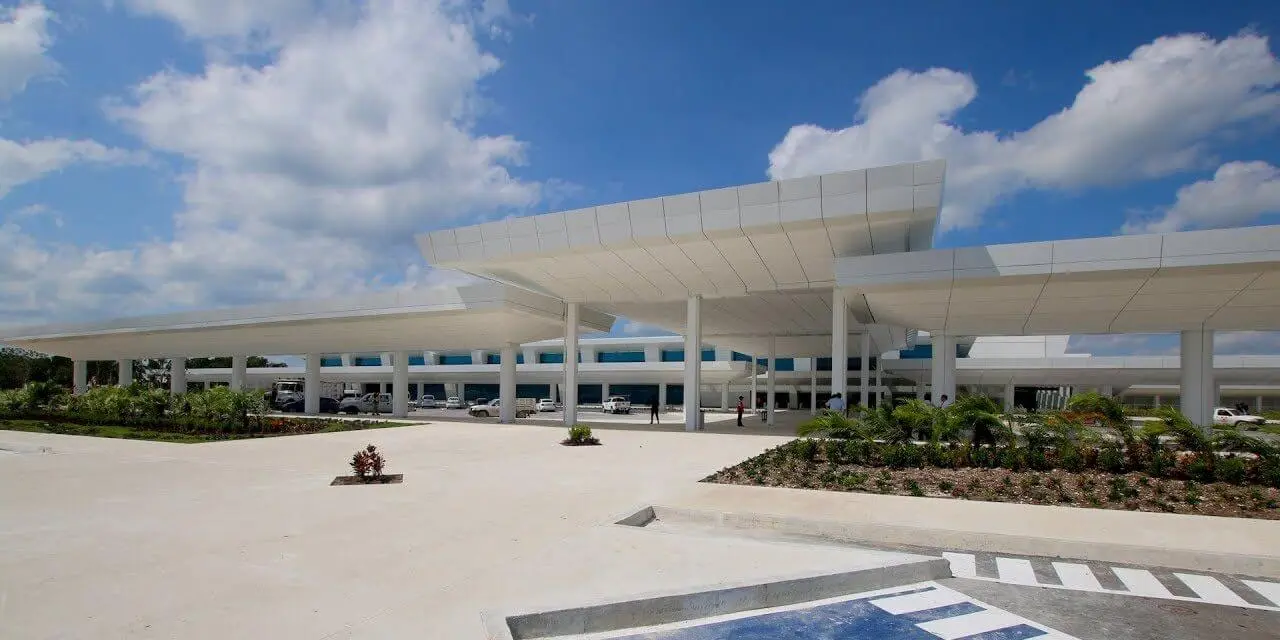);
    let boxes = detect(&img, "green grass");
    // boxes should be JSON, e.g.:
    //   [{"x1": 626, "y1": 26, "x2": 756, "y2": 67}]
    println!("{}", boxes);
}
[
  {"x1": 1259, "y1": 424, "x2": 1280, "y2": 436},
  {"x1": 0, "y1": 418, "x2": 412, "y2": 443}
]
